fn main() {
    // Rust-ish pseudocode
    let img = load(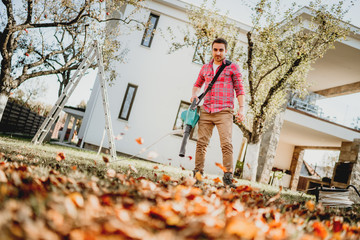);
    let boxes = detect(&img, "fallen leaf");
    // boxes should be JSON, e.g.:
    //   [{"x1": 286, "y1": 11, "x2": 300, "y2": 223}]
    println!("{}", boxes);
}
[
  {"x1": 305, "y1": 200, "x2": 315, "y2": 212},
  {"x1": 161, "y1": 174, "x2": 171, "y2": 182},
  {"x1": 106, "y1": 169, "x2": 116, "y2": 178},
  {"x1": 226, "y1": 216, "x2": 258, "y2": 239},
  {"x1": 313, "y1": 221, "x2": 328, "y2": 239},
  {"x1": 56, "y1": 152, "x2": 66, "y2": 161},
  {"x1": 15, "y1": 154, "x2": 25, "y2": 160},
  {"x1": 153, "y1": 166, "x2": 159, "y2": 169},
  {"x1": 195, "y1": 172, "x2": 202, "y2": 181},
  {"x1": 68, "y1": 192, "x2": 84, "y2": 208},
  {"x1": 102, "y1": 156, "x2": 109, "y2": 163},
  {"x1": 188, "y1": 156, "x2": 193, "y2": 160},
  {"x1": 0, "y1": 169, "x2": 7, "y2": 182},
  {"x1": 135, "y1": 137, "x2": 144, "y2": 144},
  {"x1": 180, "y1": 165, "x2": 185, "y2": 170},
  {"x1": 213, "y1": 177, "x2": 222, "y2": 184},
  {"x1": 129, "y1": 164, "x2": 138, "y2": 174},
  {"x1": 215, "y1": 162, "x2": 227, "y2": 172},
  {"x1": 266, "y1": 187, "x2": 282, "y2": 206},
  {"x1": 71, "y1": 166, "x2": 77, "y2": 171}
]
